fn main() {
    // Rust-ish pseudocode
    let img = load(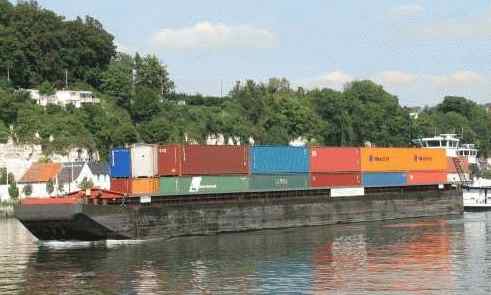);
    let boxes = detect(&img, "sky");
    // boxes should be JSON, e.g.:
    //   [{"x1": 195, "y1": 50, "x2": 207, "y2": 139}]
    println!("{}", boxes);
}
[{"x1": 32, "y1": 0, "x2": 491, "y2": 106}]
